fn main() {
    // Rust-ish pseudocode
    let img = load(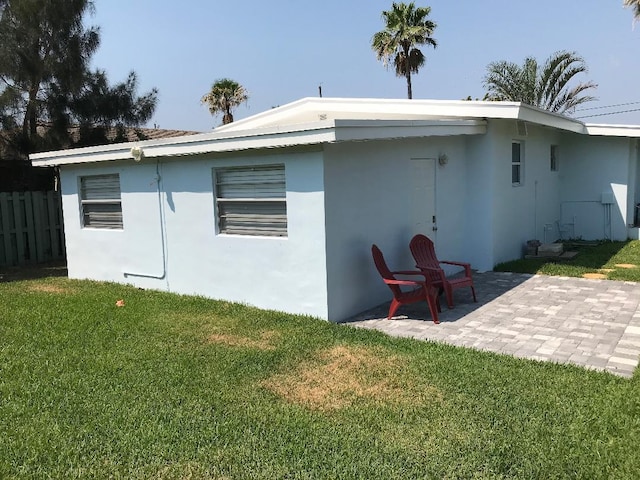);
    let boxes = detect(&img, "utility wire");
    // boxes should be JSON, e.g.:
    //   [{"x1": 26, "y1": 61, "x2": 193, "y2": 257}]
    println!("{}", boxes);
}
[
  {"x1": 575, "y1": 107, "x2": 640, "y2": 119},
  {"x1": 575, "y1": 100, "x2": 640, "y2": 112}
]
